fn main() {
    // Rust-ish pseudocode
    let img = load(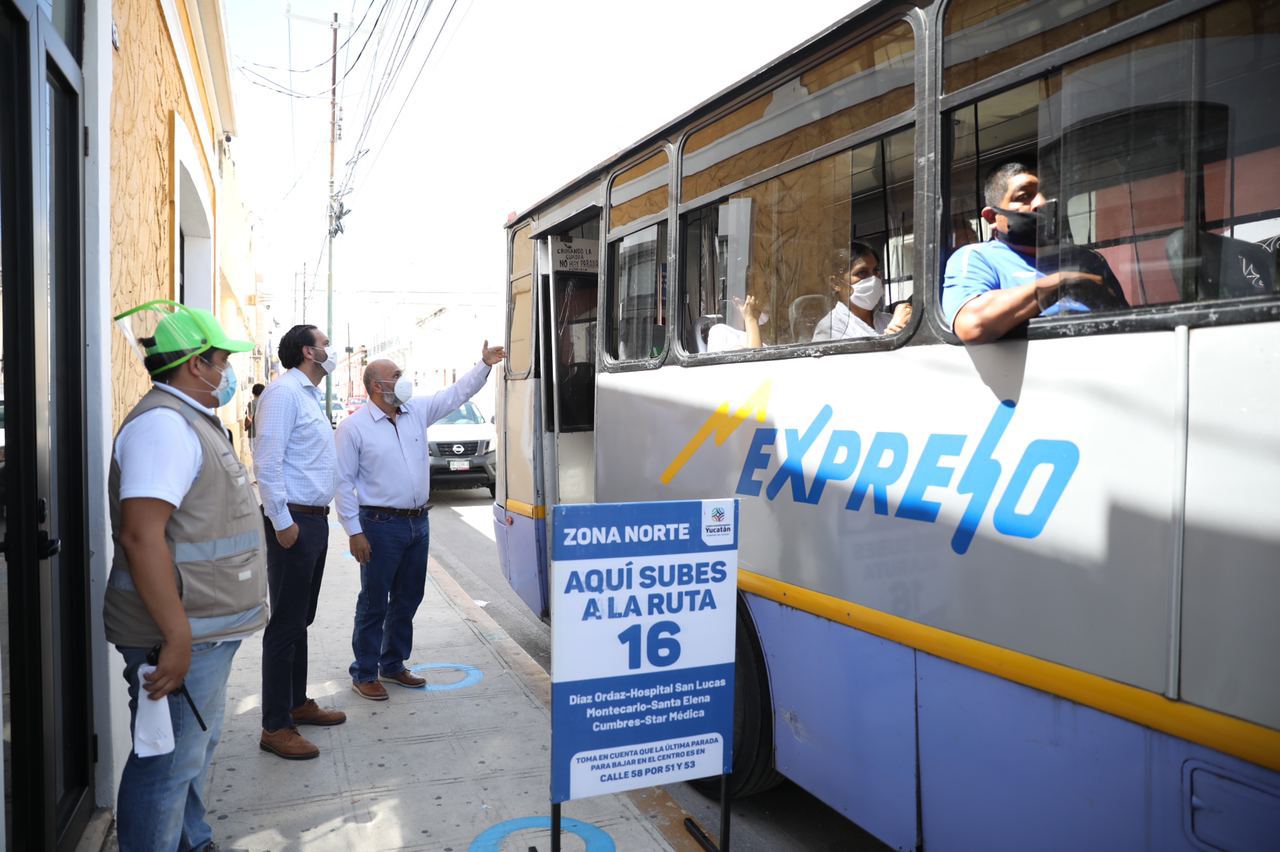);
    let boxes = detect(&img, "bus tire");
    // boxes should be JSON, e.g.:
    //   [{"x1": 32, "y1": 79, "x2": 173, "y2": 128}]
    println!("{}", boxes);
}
[{"x1": 692, "y1": 594, "x2": 783, "y2": 799}]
